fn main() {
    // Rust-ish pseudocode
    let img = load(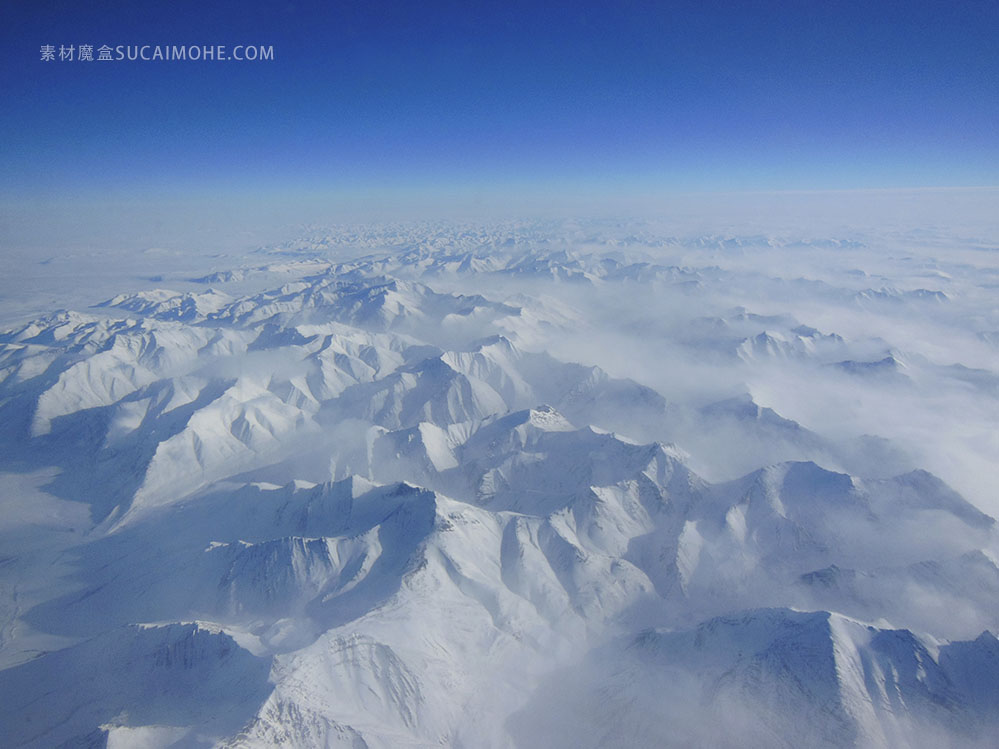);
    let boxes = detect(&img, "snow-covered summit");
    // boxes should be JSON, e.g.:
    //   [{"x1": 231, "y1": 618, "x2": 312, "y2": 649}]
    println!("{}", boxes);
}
[{"x1": 1, "y1": 227, "x2": 997, "y2": 747}]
